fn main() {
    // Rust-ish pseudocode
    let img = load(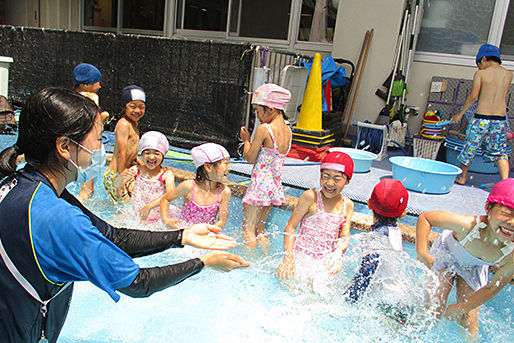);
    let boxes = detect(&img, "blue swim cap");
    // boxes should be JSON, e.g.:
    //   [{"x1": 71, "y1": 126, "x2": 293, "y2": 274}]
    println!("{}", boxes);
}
[
  {"x1": 72, "y1": 63, "x2": 102, "y2": 85},
  {"x1": 476, "y1": 44, "x2": 501, "y2": 64}
]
